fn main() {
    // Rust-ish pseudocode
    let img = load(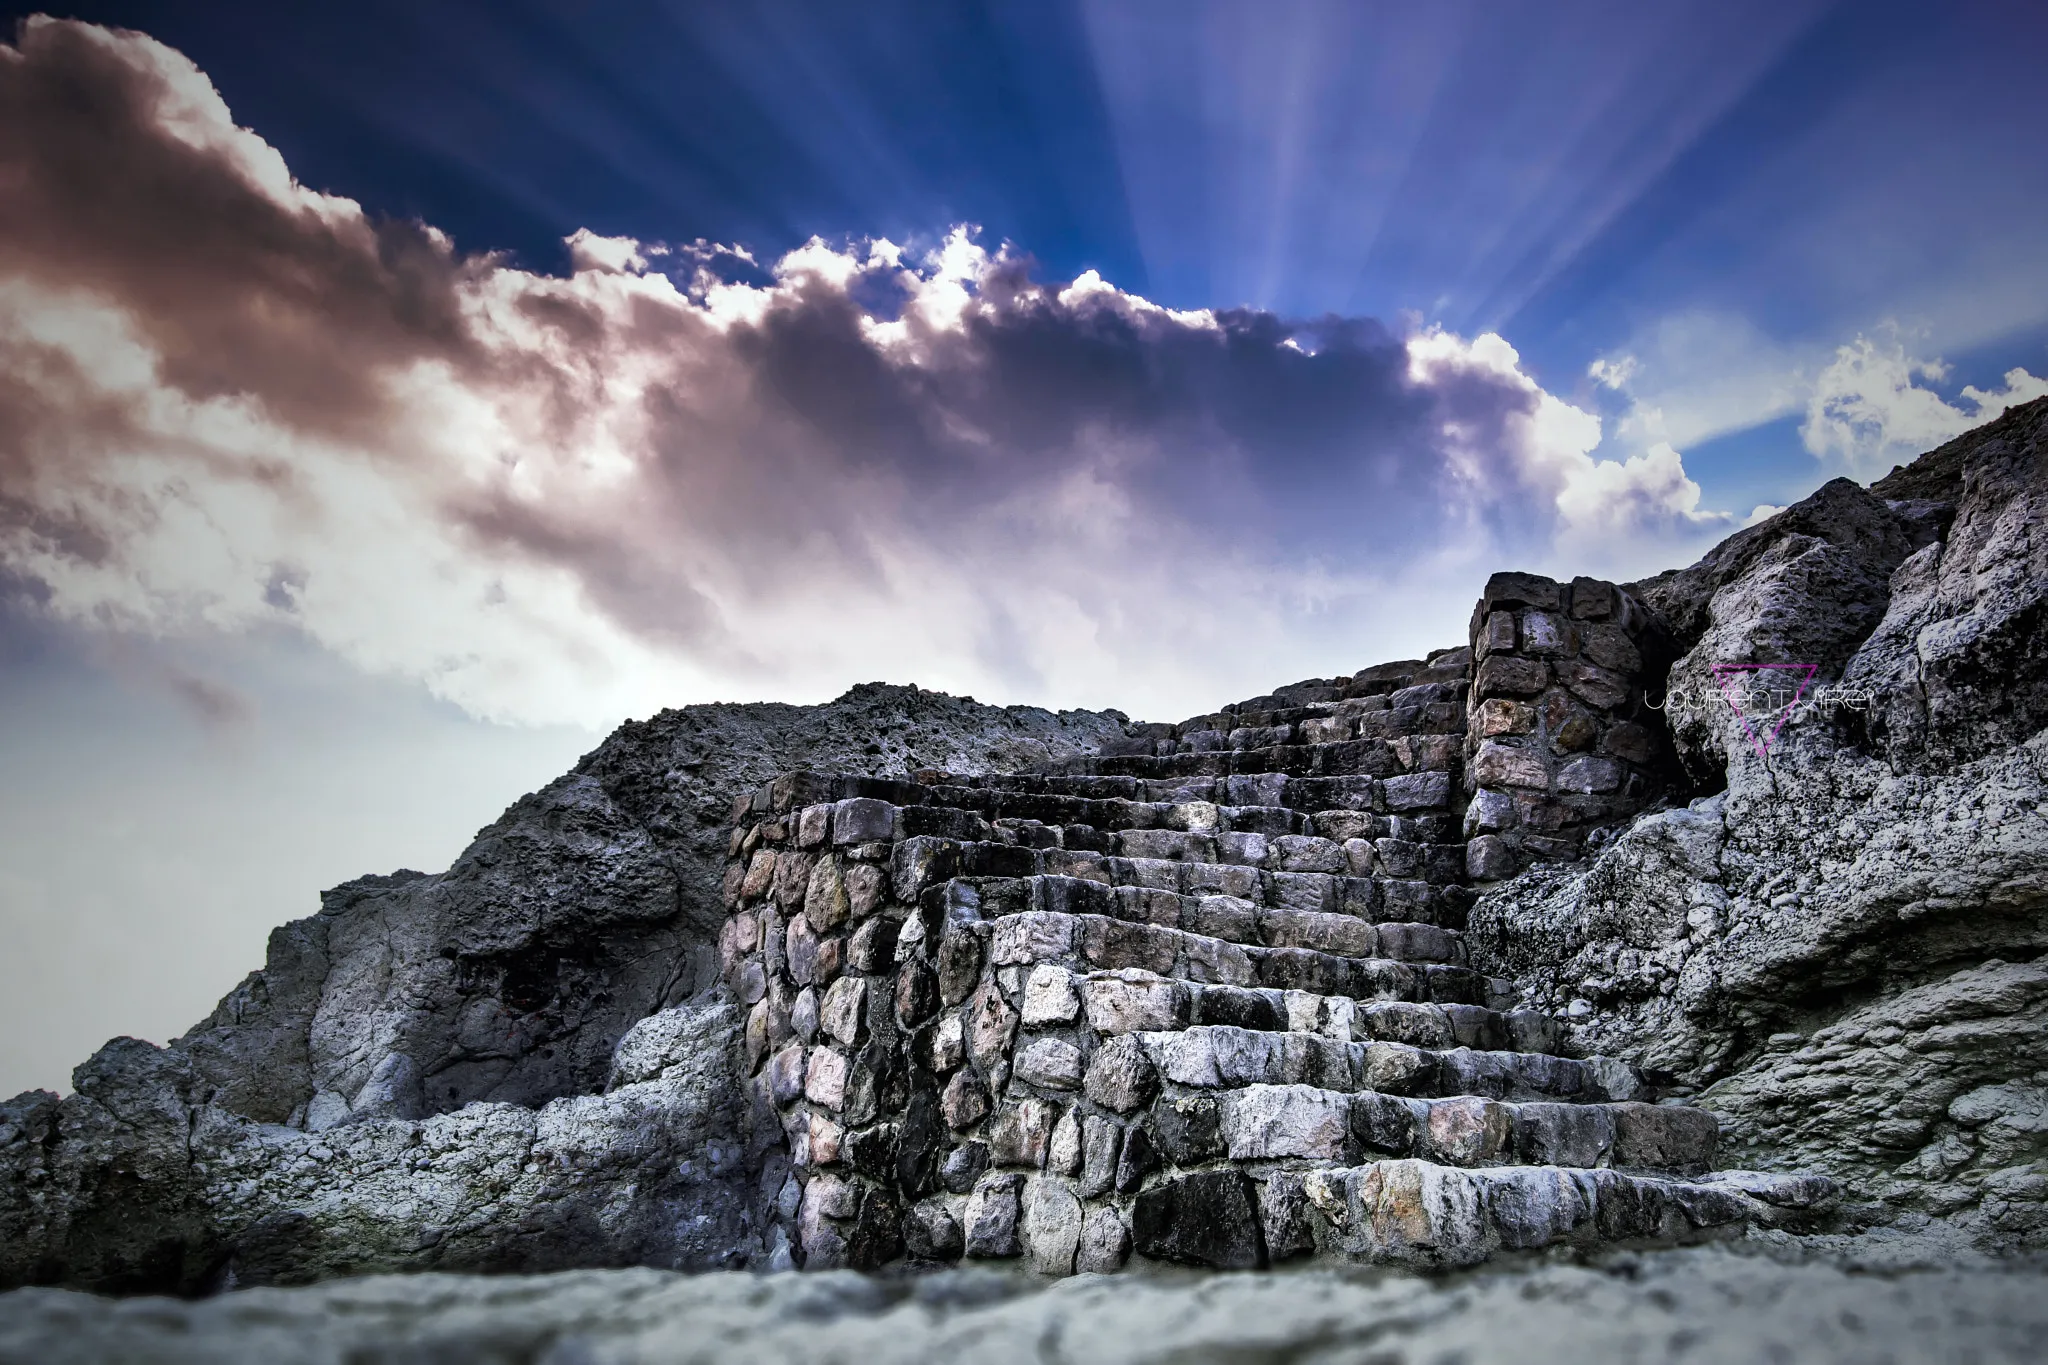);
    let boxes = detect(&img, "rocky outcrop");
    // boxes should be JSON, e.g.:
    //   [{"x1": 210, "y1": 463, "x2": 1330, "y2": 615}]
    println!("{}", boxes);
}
[
  {"x1": 5, "y1": 399, "x2": 2045, "y2": 1292},
  {"x1": 1, "y1": 687, "x2": 1123, "y2": 1292},
  {"x1": 1469, "y1": 397, "x2": 2048, "y2": 1251}
]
